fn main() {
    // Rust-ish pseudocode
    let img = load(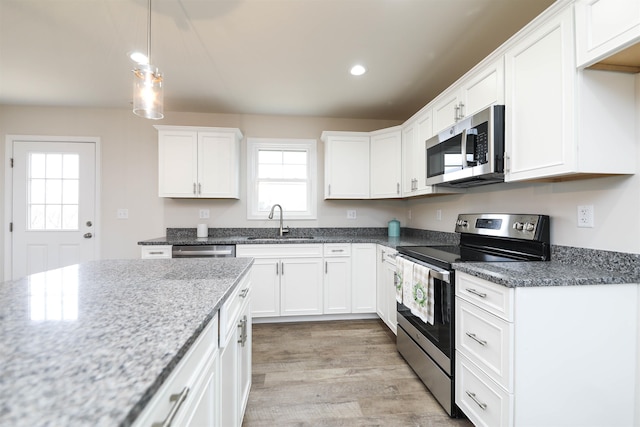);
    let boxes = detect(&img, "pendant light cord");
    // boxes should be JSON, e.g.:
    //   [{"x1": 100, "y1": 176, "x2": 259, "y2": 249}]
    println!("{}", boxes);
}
[{"x1": 146, "y1": 0, "x2": 152, "y2": 64}]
